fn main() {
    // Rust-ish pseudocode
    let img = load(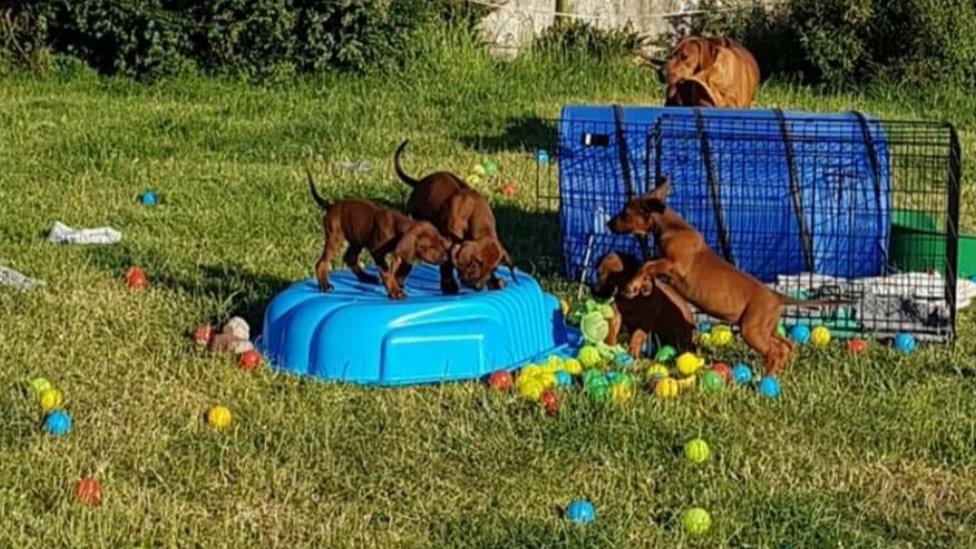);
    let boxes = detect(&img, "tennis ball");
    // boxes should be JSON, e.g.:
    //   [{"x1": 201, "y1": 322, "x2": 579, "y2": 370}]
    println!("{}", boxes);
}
[
  {"x1": 207, "y1": 405, "x2": 232, "y2": 429},
  {"x1": 683, "y1": 438, "x2": 710, "y2": 464},
  {"x1": 646, "y1": 363, "x2": 670, "y2": 381},
  {"x1": 701, "y1": 370, "x2": 724, "y2": 392},
  {"x1": 654, "y1": 377, "x2": 679, "y2": 399},
  {"x1": 518, "y1": 378, "x2": 546, "y2": 401},
  {"x1": 30, "y1": 377, "x2": 52, "y2": 398},
  {"x1": 811, "y1": 326, "x2": 831, "y2": 347},
  {"x1": 520, "y1": 364, "x2": 543, "y2": 380},
  {"x1": 677, "y1": 375, "x2": 697, "y2": 392},
  {"x1": 710, "y1": 325, "x2": 733, "y2": 346},
  {"x1": 580, "y1": 312, "x2": 609, "y2": 344},
  {"x1": 547, "y1": 355, "x2": 564, "y2": 371},
  {"x1": 676, "y1": 352, "x2": 704, "y2": 376},
  {"x1": 564, "y1": 358, "x2": 583, "y2": 376},
  {"x1": 682, "y1": 507, "x2": 712, "y2": 535},
  {"x1": 578, "y1": 345, "x2": 601, "y2": 368},
  {"x1": 40, "y1": 388, "x2": 63, "y2": 412}
]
